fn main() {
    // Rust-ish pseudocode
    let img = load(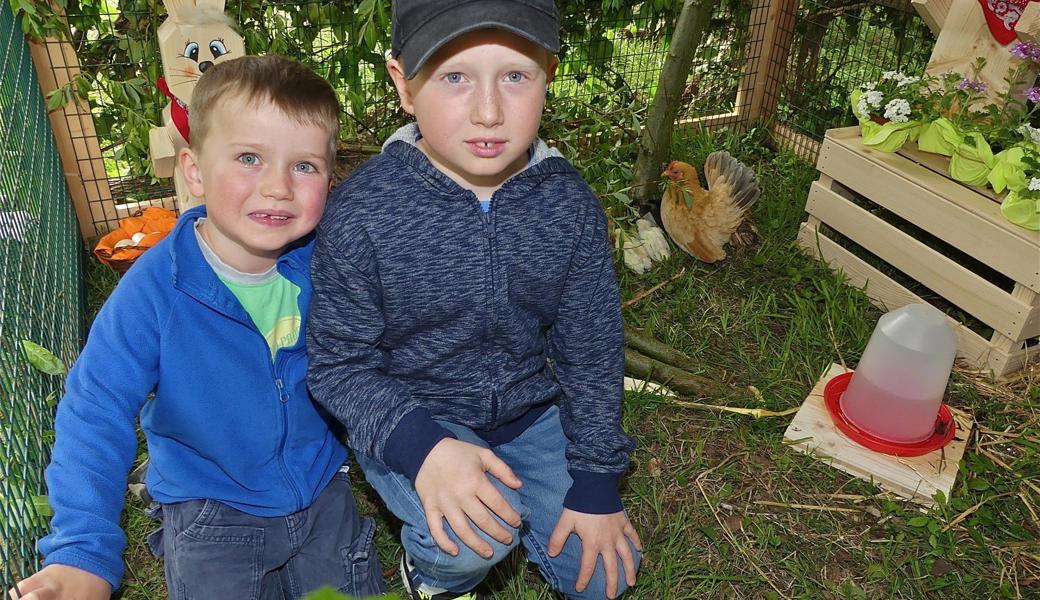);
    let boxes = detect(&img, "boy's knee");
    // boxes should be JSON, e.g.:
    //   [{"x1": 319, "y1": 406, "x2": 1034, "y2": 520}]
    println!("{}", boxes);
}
[{"x1": 406, "y1": 524, "x2": 522, "y2": 581}]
